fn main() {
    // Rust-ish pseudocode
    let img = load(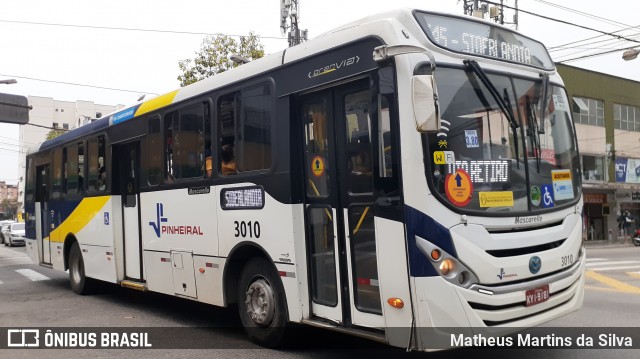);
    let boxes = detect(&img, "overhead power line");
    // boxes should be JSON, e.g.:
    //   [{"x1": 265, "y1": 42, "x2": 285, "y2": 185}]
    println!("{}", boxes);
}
[
  {"x1": 480, "y1": 0, "x2": 640, "y2": 44},
  {"x1": 0, "y1": 73, "x2": 157, "y2": 95},
  {"x1": 549, "y1": 29, "x2": 640, "y2": 51},
  {"x1": 557, "y1": 44, "x2": 640, "y2": 63},
  {"x1": 532, "y1": 0, "x2": 631, "y2": 28},
  {"x1": 0, "y1": 19, "x2": 287, "y2": 40}
]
